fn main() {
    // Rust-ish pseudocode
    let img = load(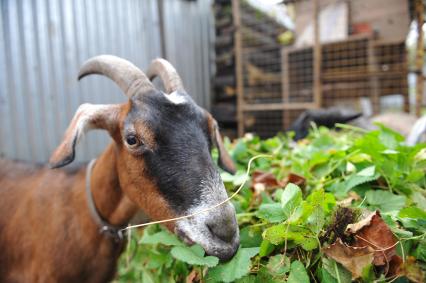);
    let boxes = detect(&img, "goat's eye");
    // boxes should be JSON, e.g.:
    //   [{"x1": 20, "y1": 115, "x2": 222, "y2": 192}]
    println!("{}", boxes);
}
[{"x1": 125, "y1": 135, "x2": 138, "y2": 146}]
